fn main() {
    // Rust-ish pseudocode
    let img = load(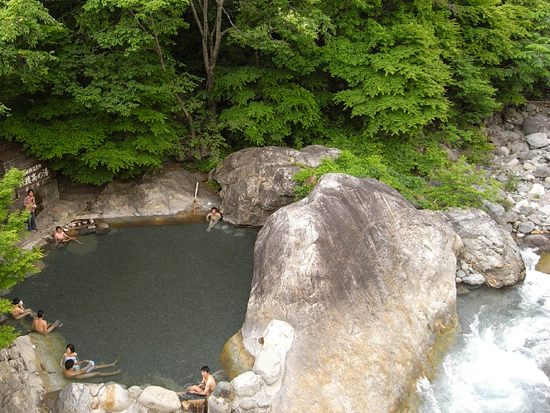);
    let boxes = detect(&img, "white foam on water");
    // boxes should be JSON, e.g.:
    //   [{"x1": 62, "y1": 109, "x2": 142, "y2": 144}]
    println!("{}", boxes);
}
[
  {"x1": 416, "y1": 376, "x2": 442, "y2": 413},
  {"x1": 418, "y1": 249, "x2": 550, "y2": 413}
]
